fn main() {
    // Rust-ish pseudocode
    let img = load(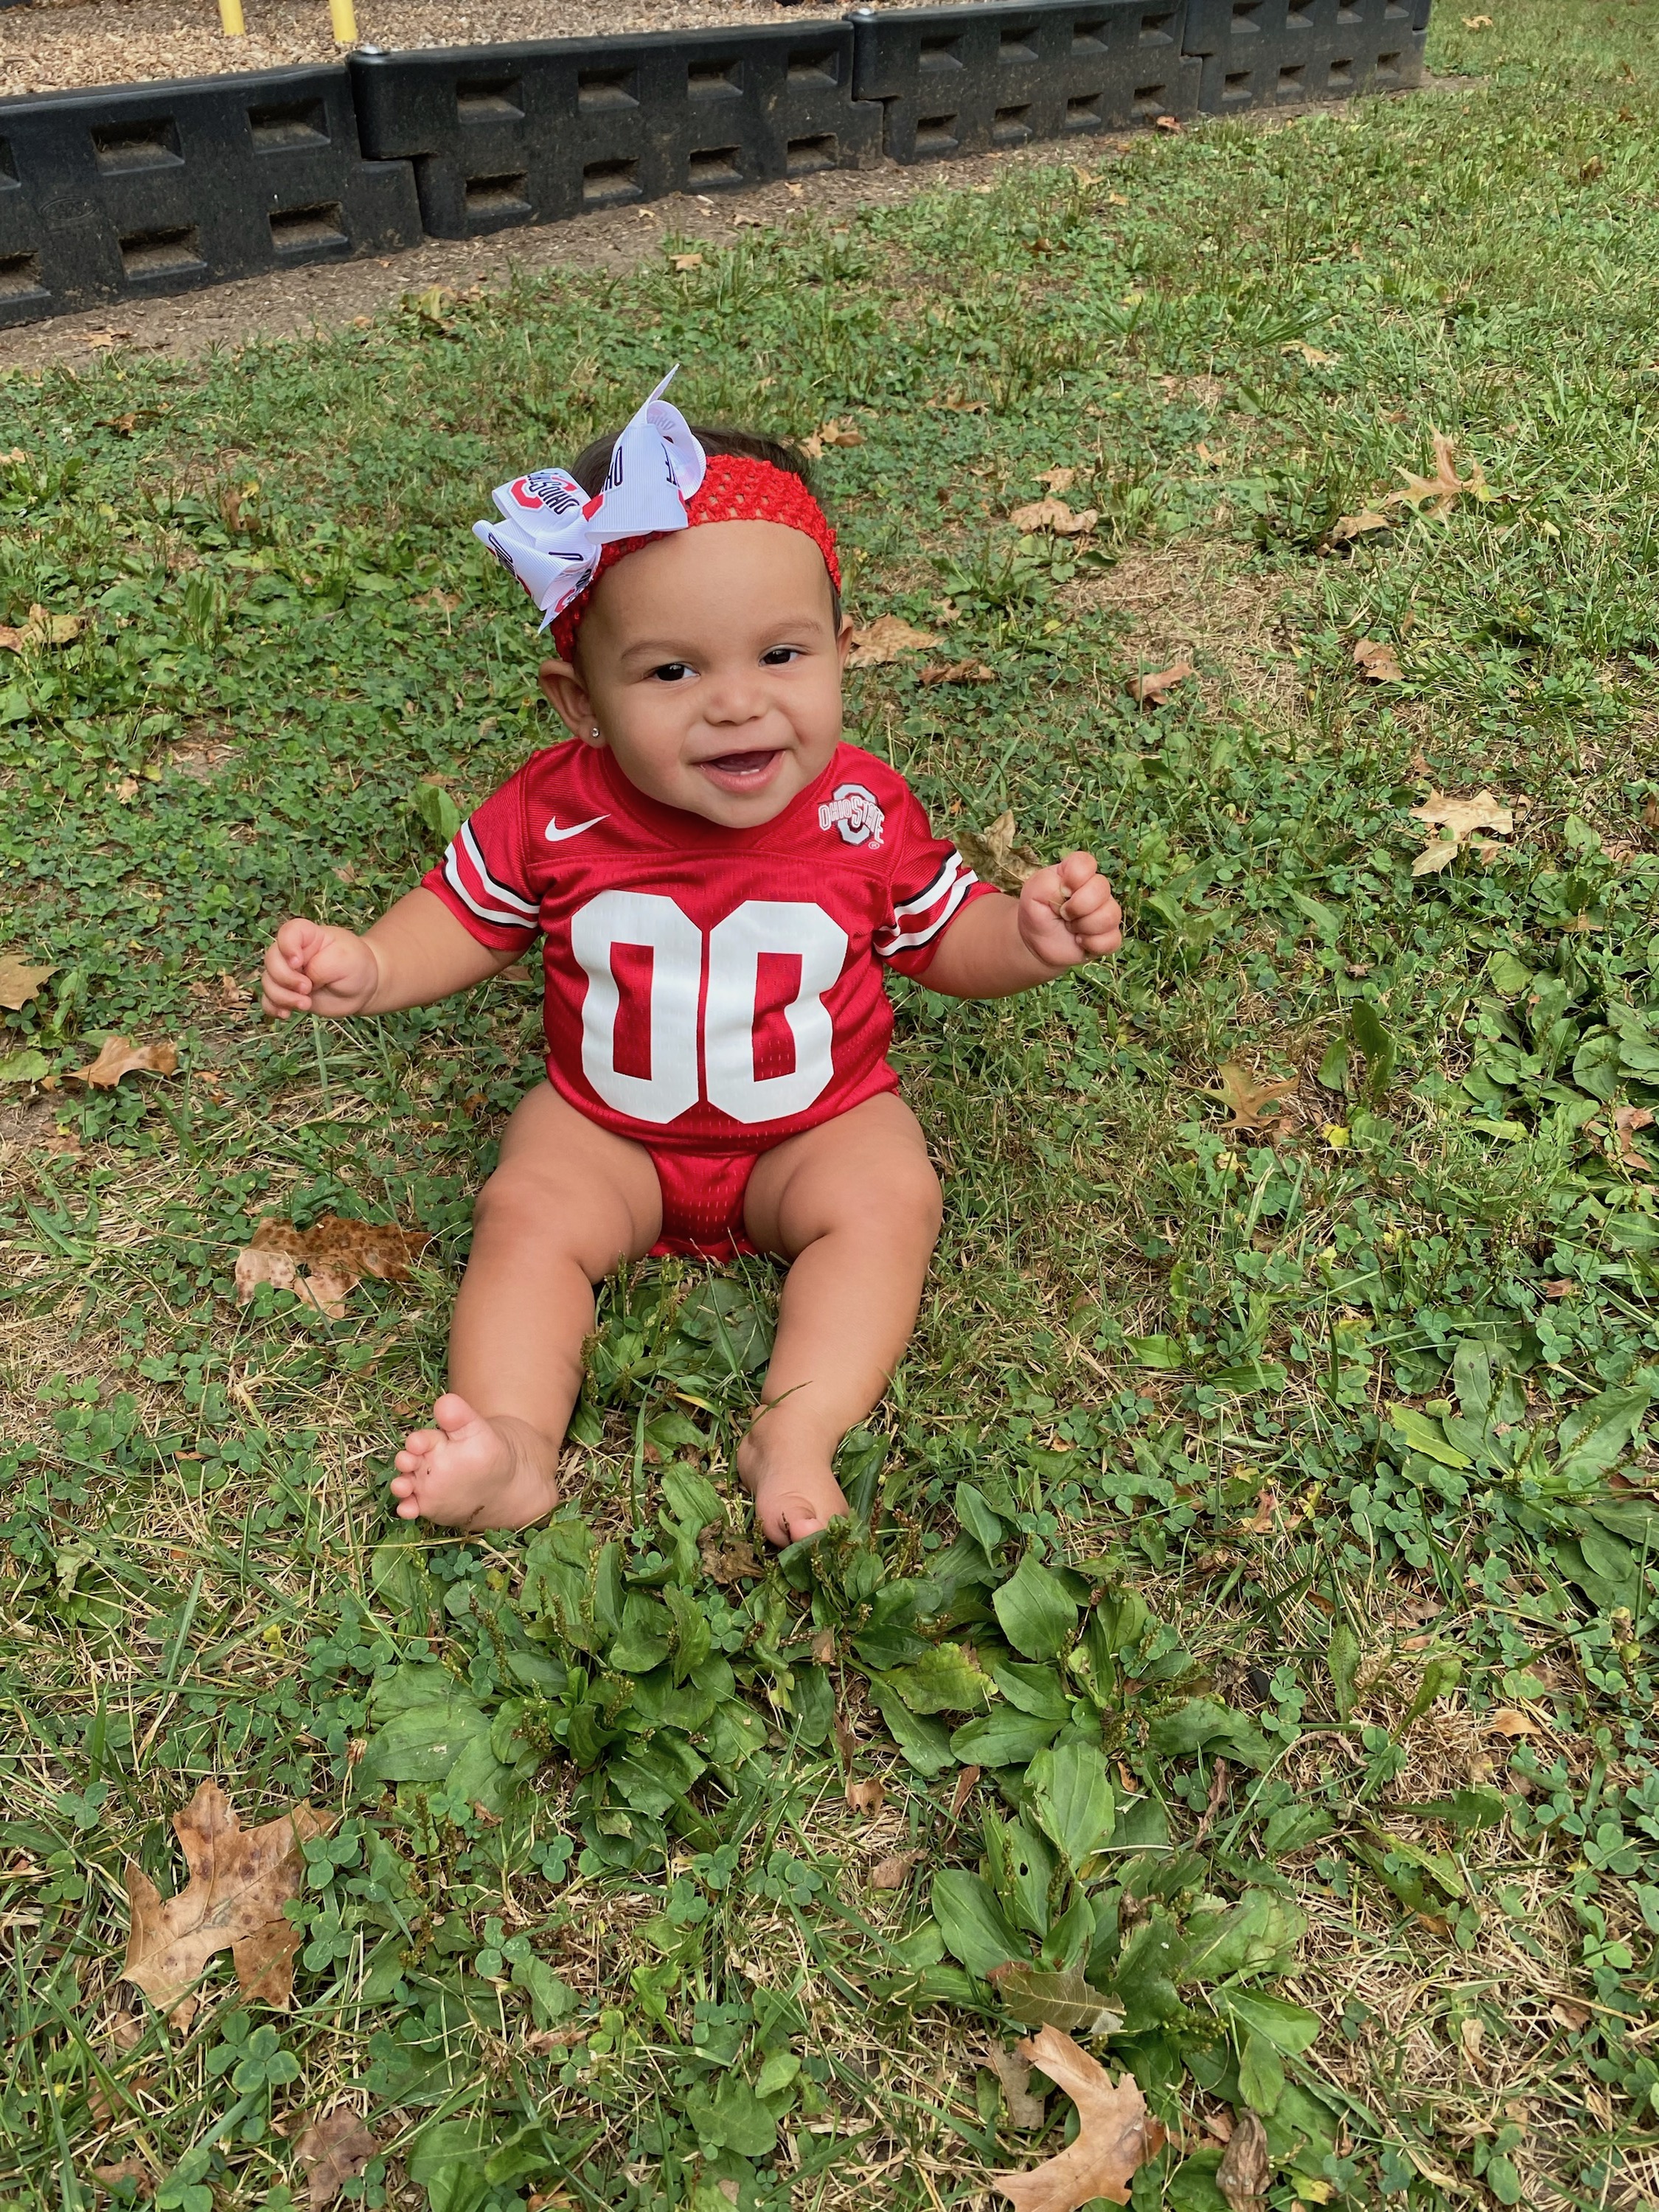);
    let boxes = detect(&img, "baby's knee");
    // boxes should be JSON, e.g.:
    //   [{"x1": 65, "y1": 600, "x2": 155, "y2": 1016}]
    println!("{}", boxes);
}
[{"x1": 861, "y1": 1155, "x2": 944, "y2": 1247}]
